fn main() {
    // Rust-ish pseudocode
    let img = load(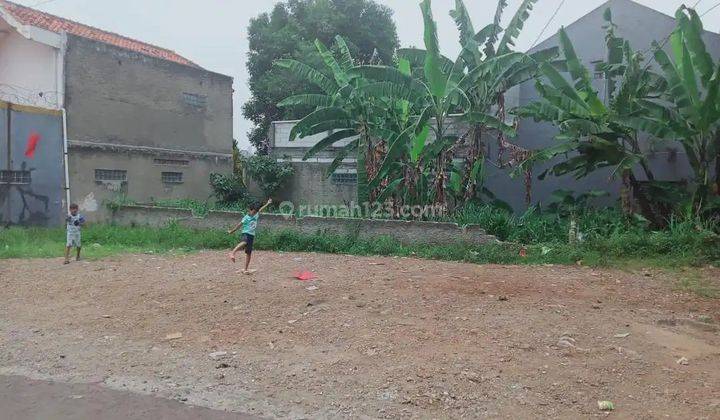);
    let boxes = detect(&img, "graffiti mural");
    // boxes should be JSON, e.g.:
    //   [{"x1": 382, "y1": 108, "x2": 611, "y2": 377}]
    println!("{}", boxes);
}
[{"x1": 0, "y1": 102, "x2": 64, "y2": 227}]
